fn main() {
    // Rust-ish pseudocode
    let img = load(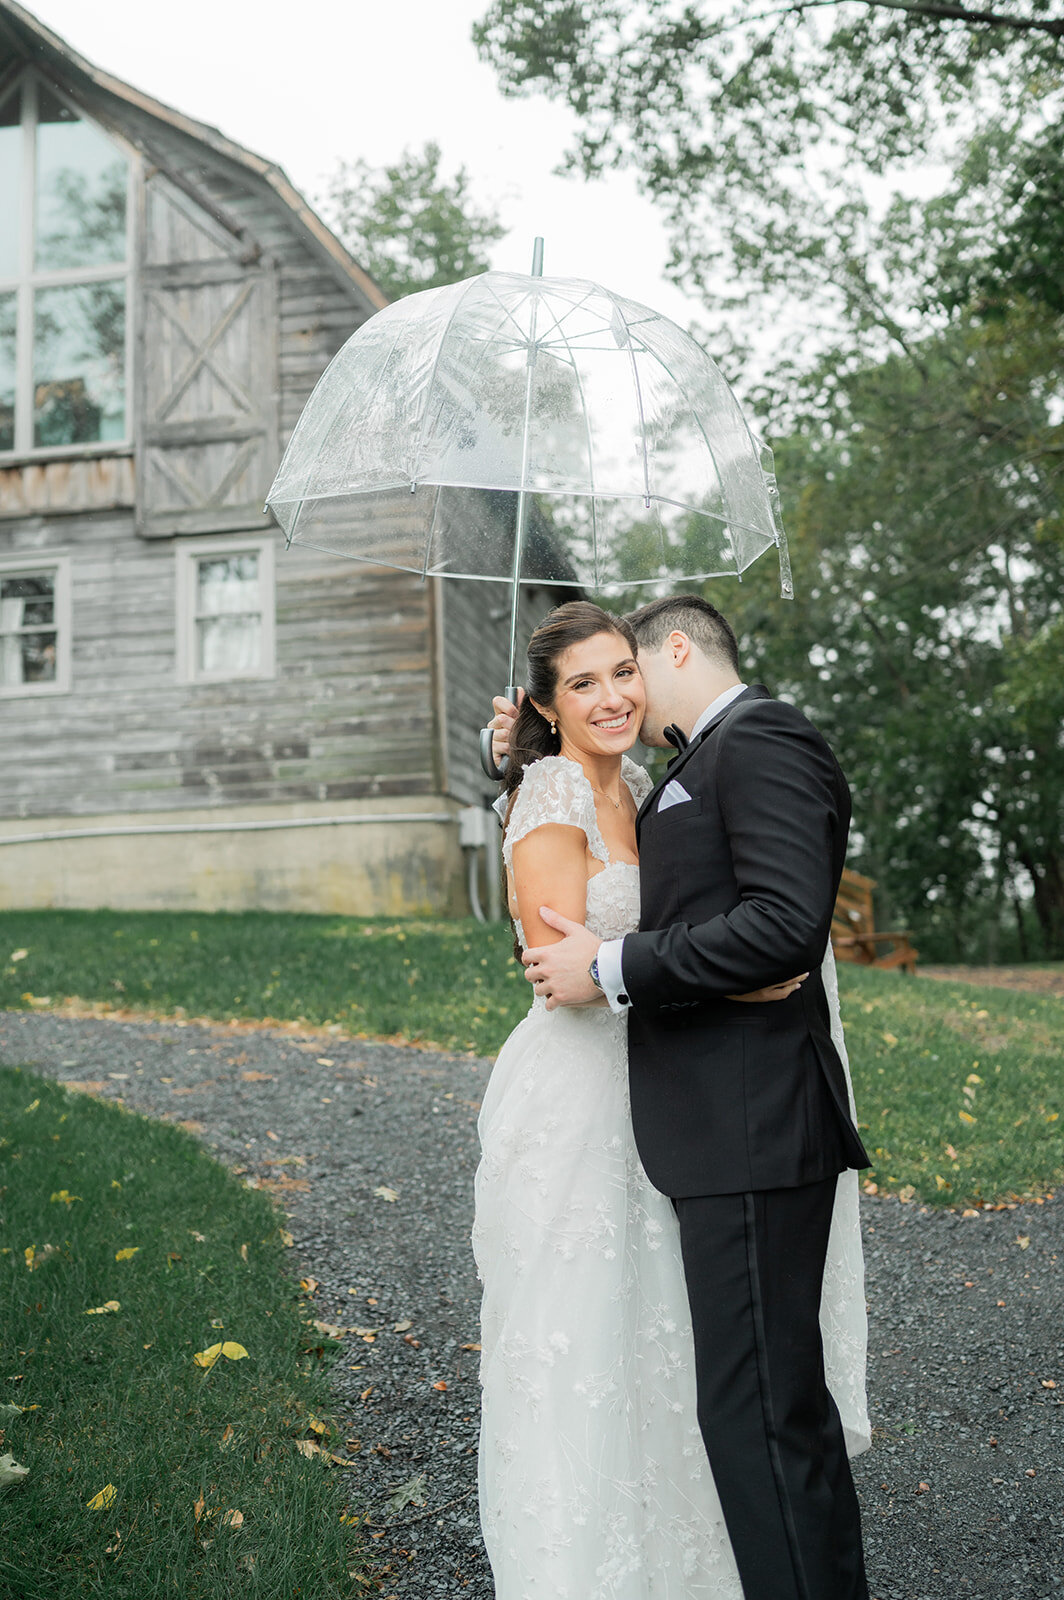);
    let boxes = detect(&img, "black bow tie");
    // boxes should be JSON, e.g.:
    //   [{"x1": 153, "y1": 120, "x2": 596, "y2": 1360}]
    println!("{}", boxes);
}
[{"x1": 664, "y1": 723, "x2": 688, "y2": 759}]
